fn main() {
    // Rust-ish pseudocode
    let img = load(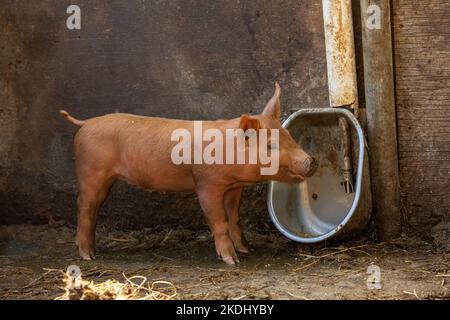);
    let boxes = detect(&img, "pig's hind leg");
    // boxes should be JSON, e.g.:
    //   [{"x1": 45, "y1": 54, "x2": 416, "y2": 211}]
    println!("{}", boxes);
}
[
  {"x1": 224, "y1": 188, "x2": 250, "y2": 254},
  {"x1": 196, "y1": 187, "x2": 239, "y2": 265},
  {"x1": 76, "y1": 171, "x2": 115, "y2": 260}
]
